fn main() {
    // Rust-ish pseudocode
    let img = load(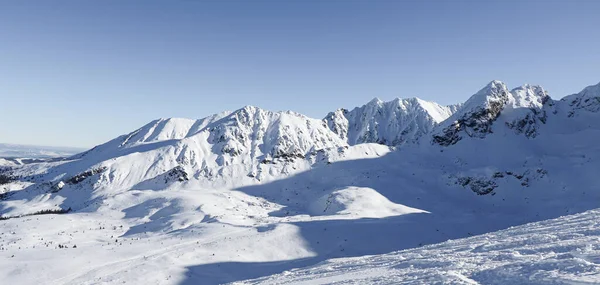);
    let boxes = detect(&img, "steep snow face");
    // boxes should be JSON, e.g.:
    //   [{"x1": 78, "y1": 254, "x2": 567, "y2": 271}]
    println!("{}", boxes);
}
[
  {"x1": 325, "y1": 97, "x2": 457, "y2": 146},
  {"x1": 119, "y1": 118, "x2": 198, "y2": 147},
  {"x1": 507, "y1": 84, "x2": 549, "y2": 109},
  {"x1": 323, "y1": 109, "x2": 349, "y2": 142}
]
